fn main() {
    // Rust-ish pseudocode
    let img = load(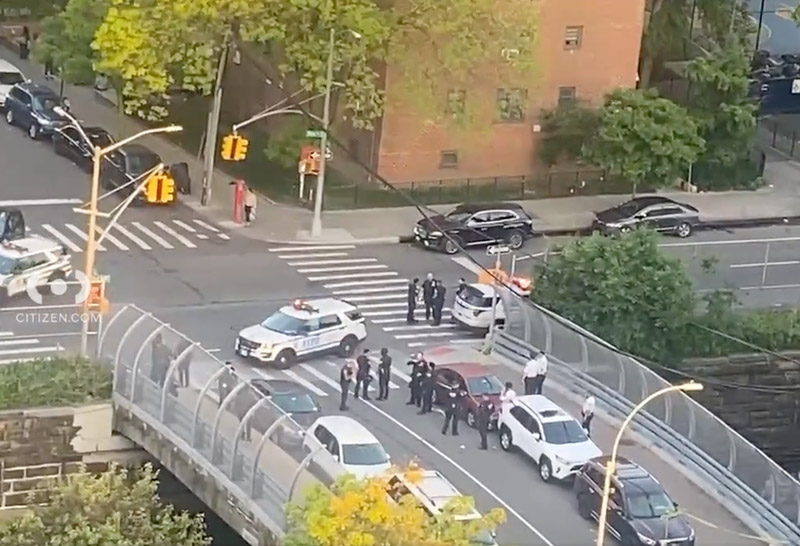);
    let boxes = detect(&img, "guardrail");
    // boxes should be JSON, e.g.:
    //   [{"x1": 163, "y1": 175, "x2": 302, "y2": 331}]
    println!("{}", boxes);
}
[
  {"x1": 97, "y1": 304, "x2": 344, "y2": 537},
  {"x1": 492, "y1": 285, "x2": 800, "y2": 543}
]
